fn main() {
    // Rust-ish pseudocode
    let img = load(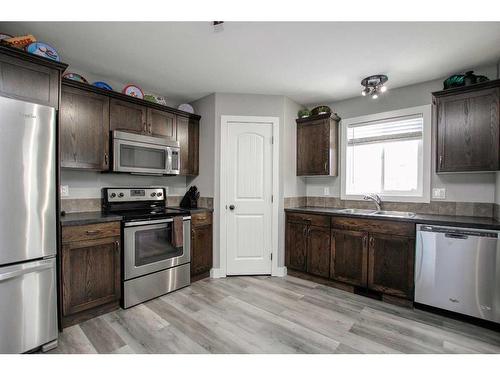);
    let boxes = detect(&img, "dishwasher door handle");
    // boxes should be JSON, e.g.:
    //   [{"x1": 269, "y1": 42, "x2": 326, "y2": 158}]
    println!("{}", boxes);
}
[{"x1": 445, "y1": 233, "x2": 469, "y2": 240}]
